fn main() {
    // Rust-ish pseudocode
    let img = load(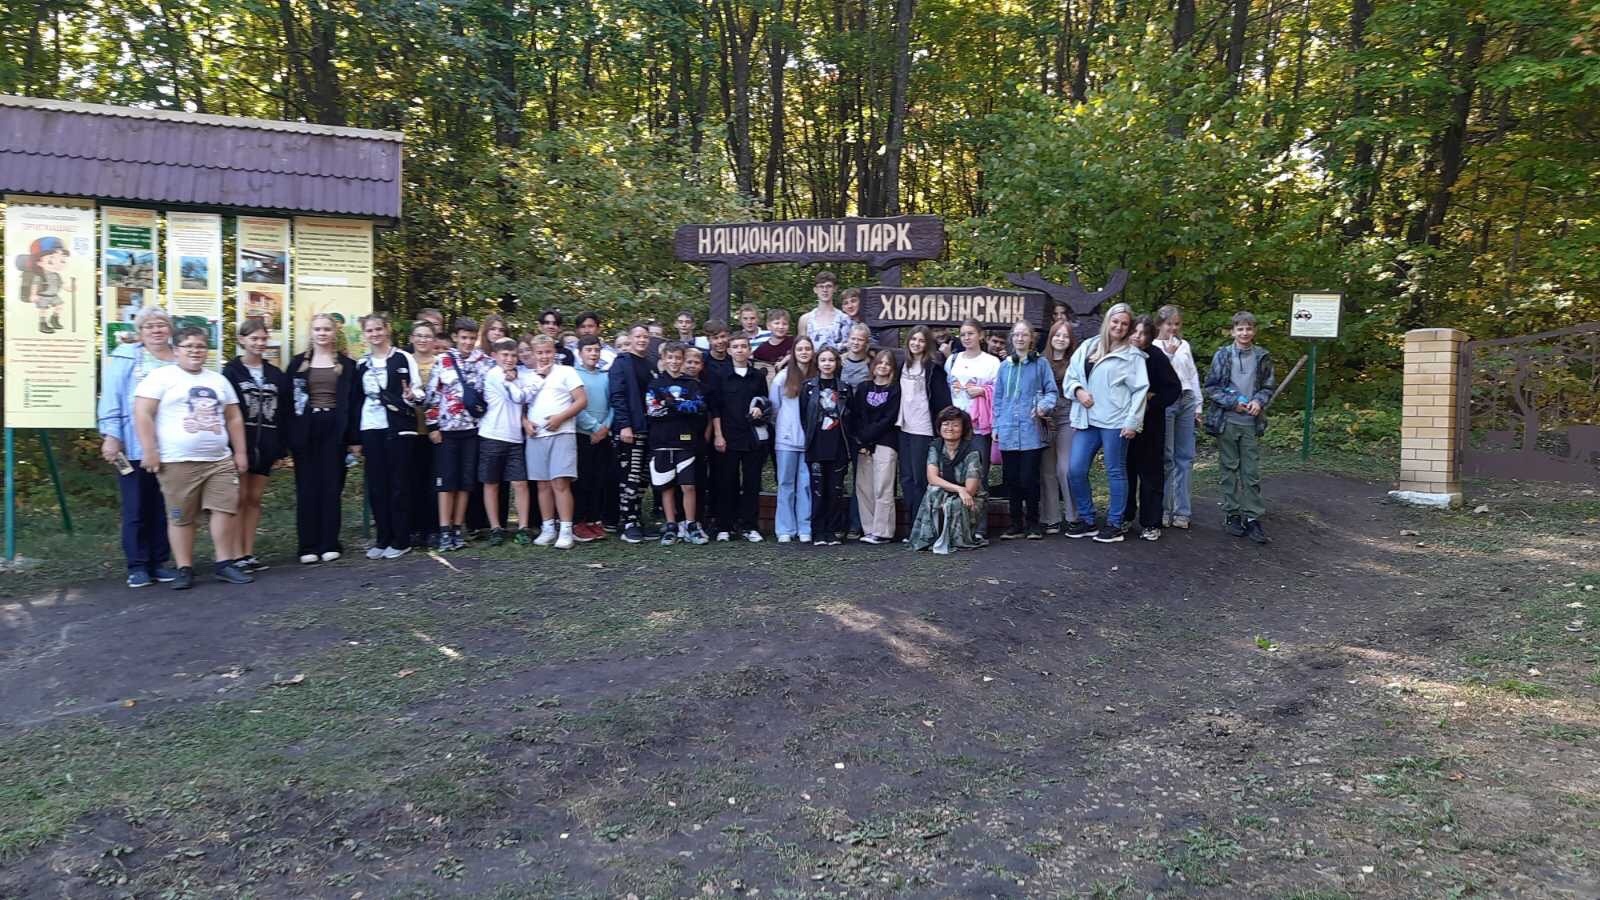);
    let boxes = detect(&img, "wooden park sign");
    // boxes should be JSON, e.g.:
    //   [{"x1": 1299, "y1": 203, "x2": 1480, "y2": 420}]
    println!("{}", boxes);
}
[
  {"x1": 673, "y1": 215, "x2": 945, "y2": 323},
  {"x1": 858, "y1": 269, "x2": 1130, "y2": 345},
  {"x1": 860, "y1": 286, "x2": 1048, "y2": 330}
]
